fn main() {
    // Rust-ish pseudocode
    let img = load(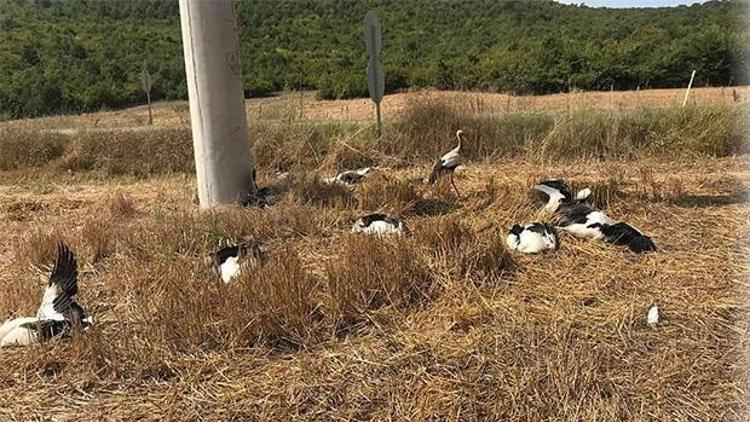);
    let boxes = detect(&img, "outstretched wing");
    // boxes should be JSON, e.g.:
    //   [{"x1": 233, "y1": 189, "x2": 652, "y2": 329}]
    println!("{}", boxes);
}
[
  {"x1": 537, "y1": 180, "x2": 571, "y2": 196},
  {"x1": 37, "y1": 243, "x2": 79, "y2": 321}
]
